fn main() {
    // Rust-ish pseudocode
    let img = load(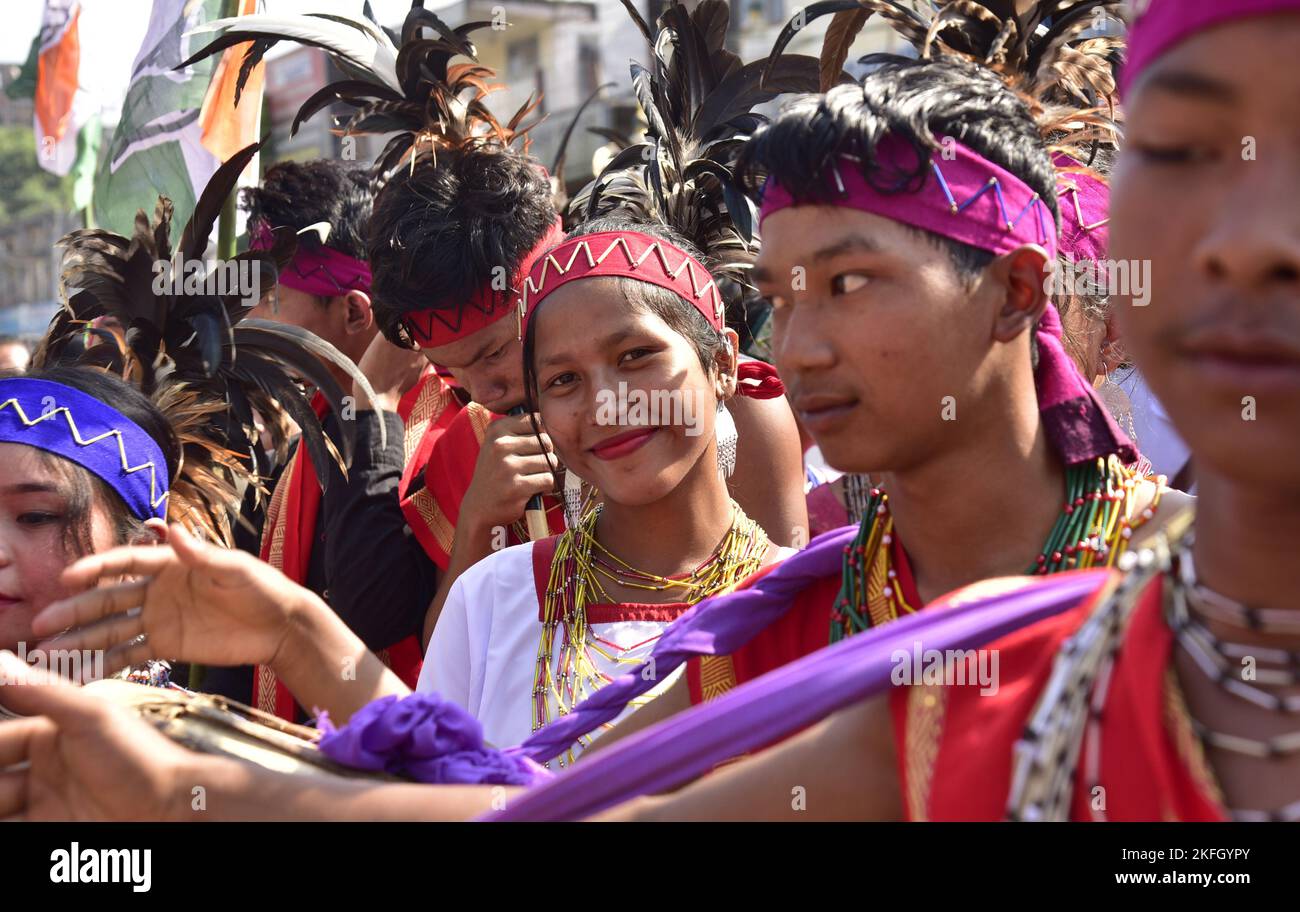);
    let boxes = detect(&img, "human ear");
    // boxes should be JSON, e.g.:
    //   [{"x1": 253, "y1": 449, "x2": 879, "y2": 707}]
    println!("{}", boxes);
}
[
  {"x1": 713, "y1": 328, "x2": 741, "y2": 400},
  {"x1": 344, "y1": 290, "x2": 374, "y2": 335},
  {"x1": 135, "y1": 518, "x2": 169, "y2": 545},
  {"x1": 990, "y1": 245, "x2": 1052, "y2": 344},
  {"x1": 1099, "y1": 311, "x2": 1127, "y2": 373}
]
